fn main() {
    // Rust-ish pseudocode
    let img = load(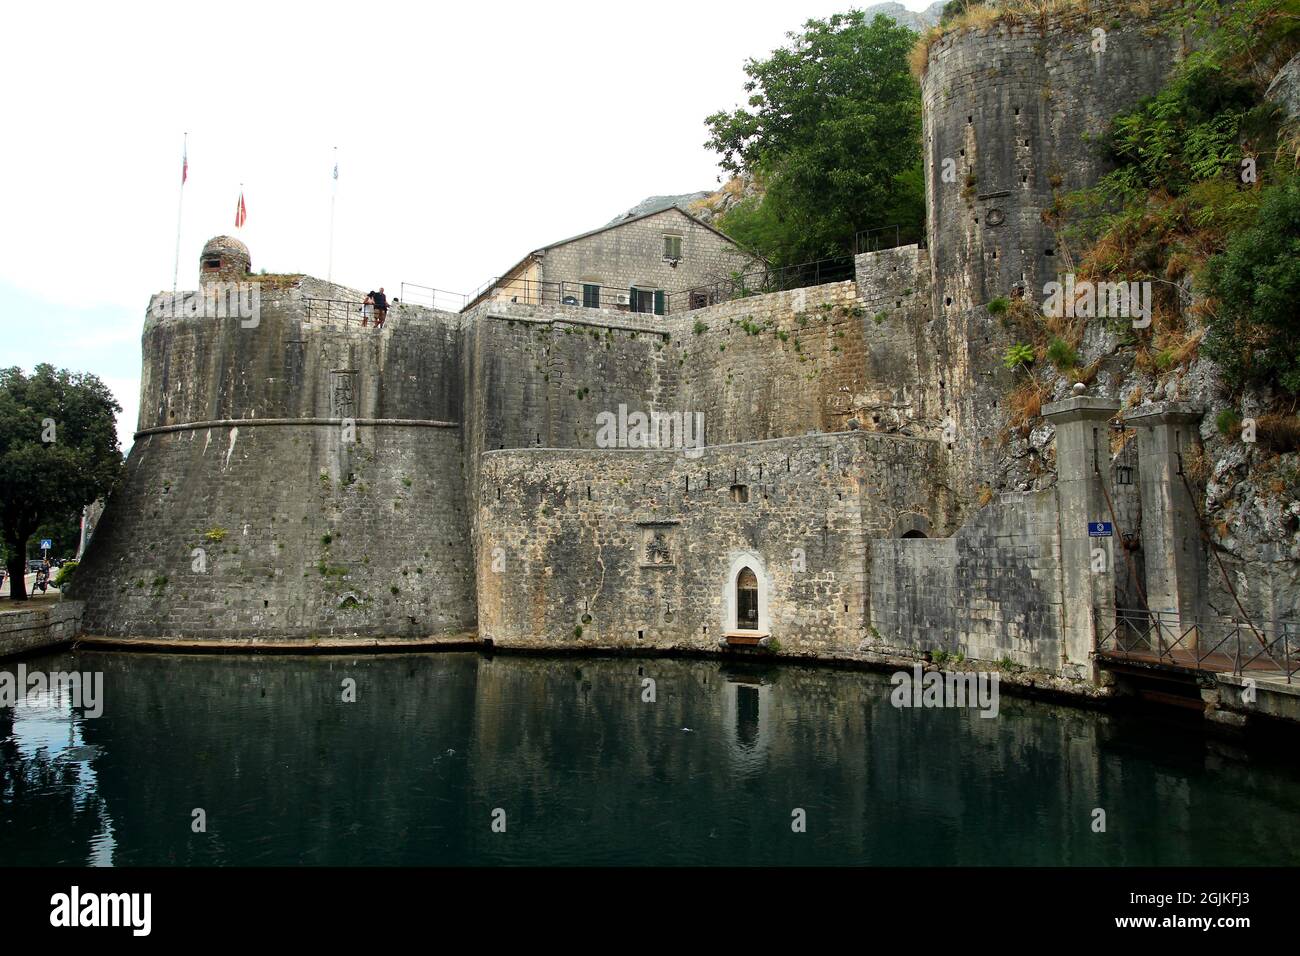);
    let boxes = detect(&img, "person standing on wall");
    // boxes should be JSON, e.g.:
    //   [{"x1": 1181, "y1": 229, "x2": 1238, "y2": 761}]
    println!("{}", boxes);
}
[
  {"x1": 362, "y1": 292, "x2": 375, "y2": 327},
  {"x1": 373, "y1": 287, "x2": 388, "y2": 328}
]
